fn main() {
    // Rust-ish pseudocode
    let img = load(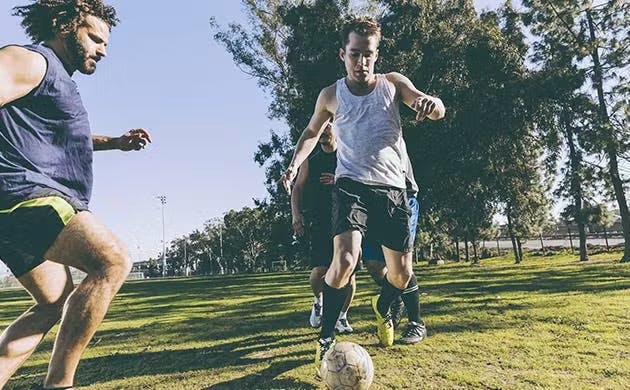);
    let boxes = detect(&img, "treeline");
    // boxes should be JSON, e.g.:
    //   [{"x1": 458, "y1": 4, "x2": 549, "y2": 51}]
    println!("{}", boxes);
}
[{"x1": 148, "y1": 0, "x2": 628, "y2": 275}]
